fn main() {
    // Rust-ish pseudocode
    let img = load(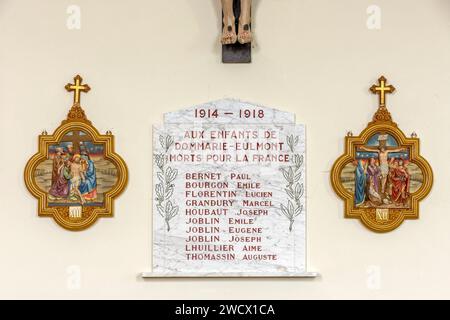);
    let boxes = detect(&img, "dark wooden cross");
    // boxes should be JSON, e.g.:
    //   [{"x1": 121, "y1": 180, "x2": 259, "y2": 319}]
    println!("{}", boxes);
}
[{"x1": 60, "y1": 131, "x2": 91, "y2": 155}]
